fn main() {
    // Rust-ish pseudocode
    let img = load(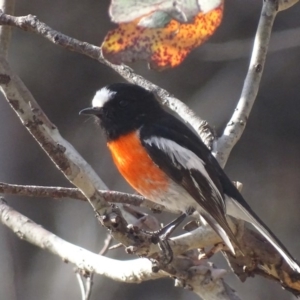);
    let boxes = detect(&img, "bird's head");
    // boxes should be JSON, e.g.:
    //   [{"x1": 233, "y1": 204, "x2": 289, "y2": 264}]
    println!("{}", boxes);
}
[{"x1": 79, "y1": 83, "x2": 162, "y2": 140}]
